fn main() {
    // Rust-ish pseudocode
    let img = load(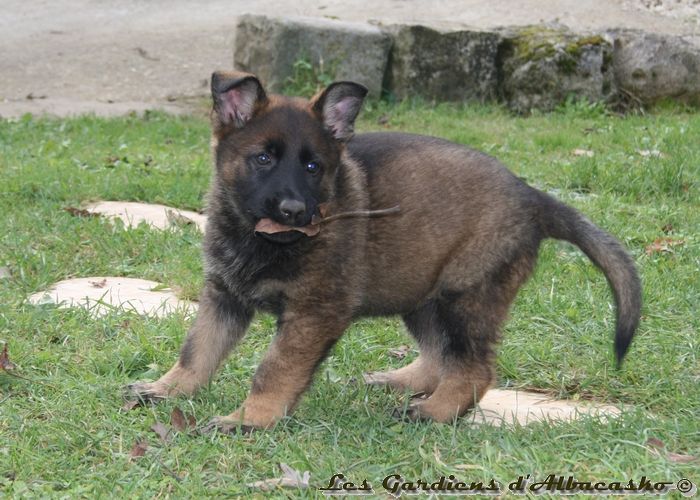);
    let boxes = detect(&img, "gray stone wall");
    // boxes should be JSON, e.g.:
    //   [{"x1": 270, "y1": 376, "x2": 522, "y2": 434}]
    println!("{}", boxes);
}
[{"x1": 234, "y1": 15, "x2": 700, "y2": 112}]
